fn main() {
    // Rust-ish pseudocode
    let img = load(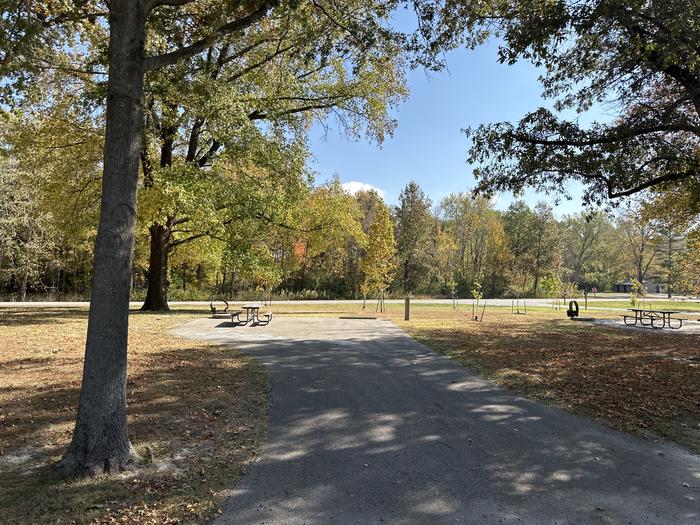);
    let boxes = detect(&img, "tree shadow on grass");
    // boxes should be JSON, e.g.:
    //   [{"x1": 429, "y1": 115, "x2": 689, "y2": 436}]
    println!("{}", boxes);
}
[
  {"x1": 0, "y1": 307, "x2": 88, "y2": 326},
  {"x1": 0, "y1": 338, "x2": 268, "y2": 525},
  {"x1": 128, "y1": 308, "x2": 209, "y2": 316}
]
